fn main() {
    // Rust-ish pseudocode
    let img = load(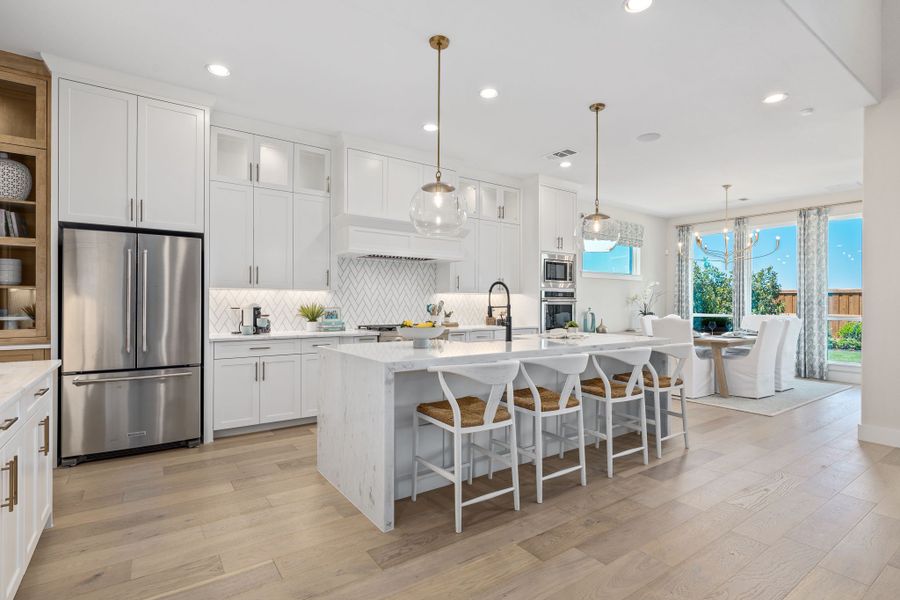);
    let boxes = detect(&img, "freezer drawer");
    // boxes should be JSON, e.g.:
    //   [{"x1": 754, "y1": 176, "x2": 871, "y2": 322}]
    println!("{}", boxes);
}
[{"x1": 61, "y1": 367, "x2": 201, "y2": 458}]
